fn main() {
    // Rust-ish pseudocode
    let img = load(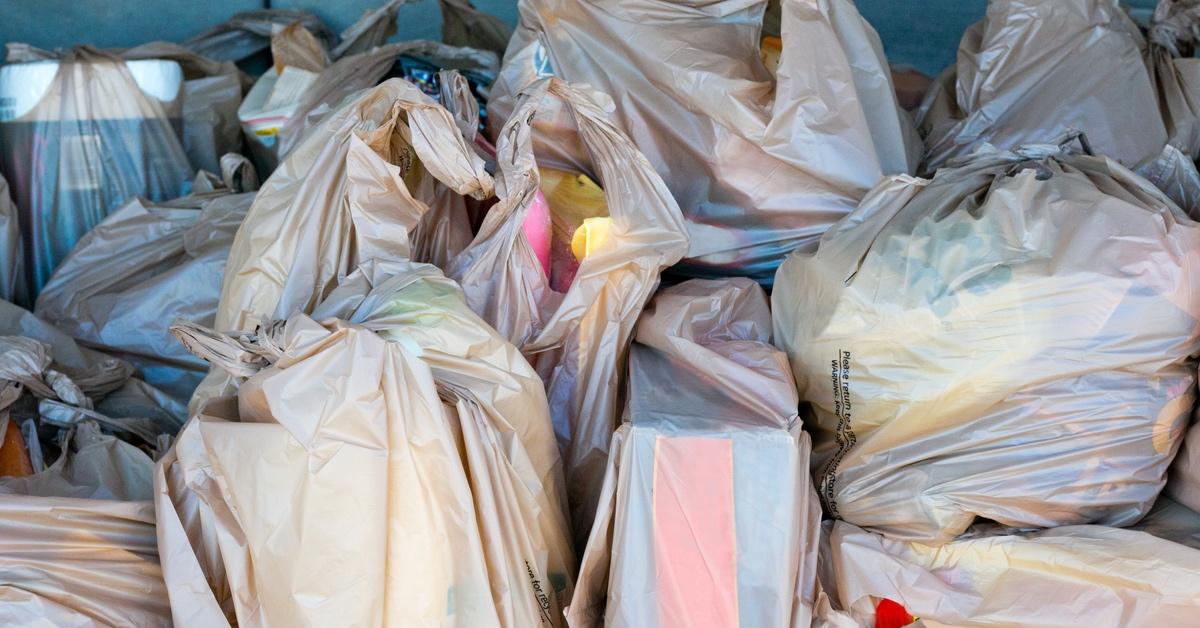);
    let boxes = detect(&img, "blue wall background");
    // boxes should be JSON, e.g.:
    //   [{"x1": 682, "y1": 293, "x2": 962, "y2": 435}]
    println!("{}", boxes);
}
[{"x1": 0, "y1": 0, "x2": 1159, "y2": 76}]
